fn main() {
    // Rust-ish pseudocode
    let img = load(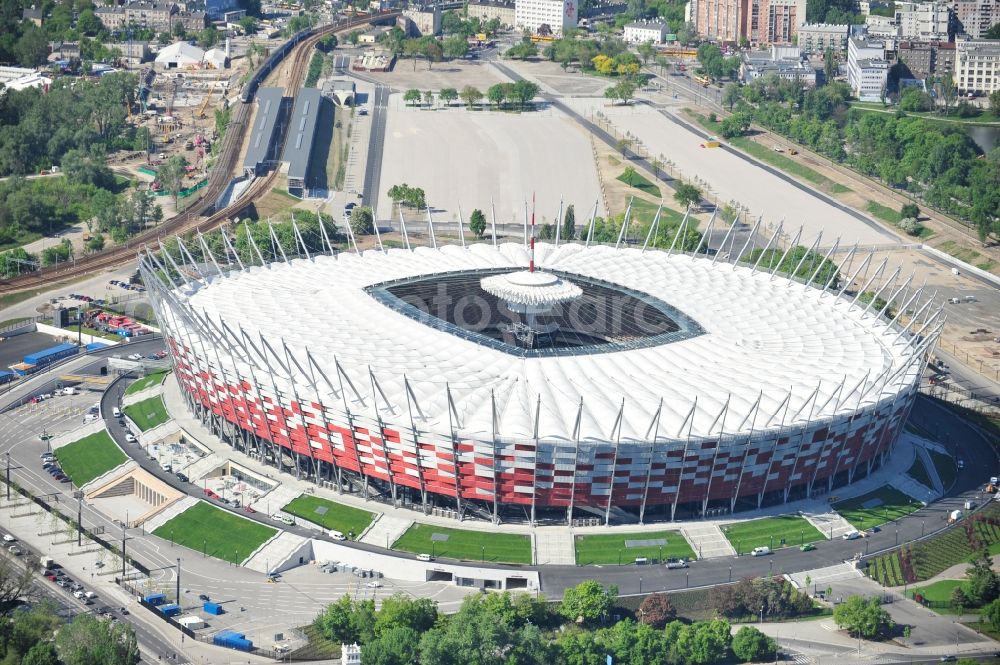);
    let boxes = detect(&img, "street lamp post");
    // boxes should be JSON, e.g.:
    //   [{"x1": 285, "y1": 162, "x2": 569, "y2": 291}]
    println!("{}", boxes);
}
[
  {"x1": 176, "y1": 558, "x2": 180, "y2": 604},
  {"x1": 75, "y1": 491, "x2": 83, "y2": 546},
  {"x1": 5, "y1": 452, "x2": 10, "y2": 501}
]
